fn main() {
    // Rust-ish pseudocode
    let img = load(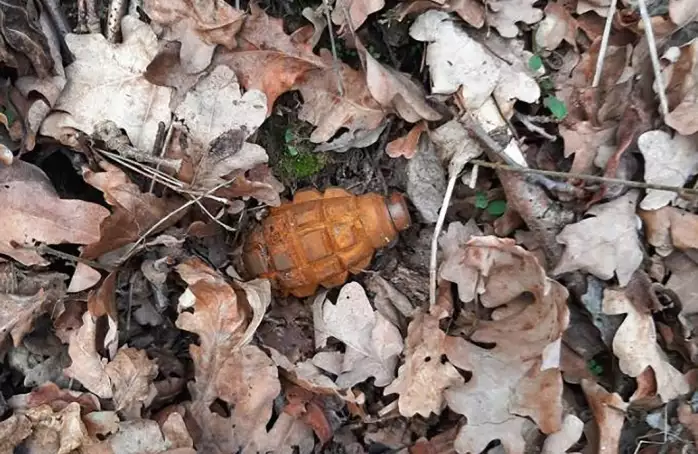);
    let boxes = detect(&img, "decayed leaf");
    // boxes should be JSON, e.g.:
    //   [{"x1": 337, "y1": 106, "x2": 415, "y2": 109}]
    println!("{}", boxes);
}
[
  {"x1": 486, "y1": 0, "x2": 543, "y2": 37},
  {"x1": 40, "y1": 16, "x2": 172, "y2": 153},
  {"x1": 639, "y1": 206, "x2": 698, "y2": 256},
  {"x1": 669, "y1": 0, "x2": 698, "y2": 27},
  {"x1": 396, "y1": 0, "x2": 486, "y2": 28},
  {"x1": 104, "y1": 347, "x2": 158, "y2": 418},
  {"x1": 64, "y1": 312, "x2": 112, "y2": 399},
  {"x1": 435, "y1": 236, "x2": 569, "y2": 453},
  {"x1": 18, "y1": 402, "x2": 91, "y2": 454},
  {"x1": 0, "y1": 160, "x2": 109, "y2": 266},
  {"x1": 81, "y1": 161, "x2": 182, "y2": 261},
  {"x1": 173, "y1": 65, "x2": 267, "y2": 146},
  {"x1": 637, "y1": 130, "x2": 698, "y2": 210},
  {"x1": 144, "y1": 0, "x2": 245, "y2": 74},
  {"x1": 665, "y1": 252, "x2": 698, "y2": 317},
  {"x1": 0, "y1": 290, "x2": 45, "y2": 347},
  {"x1": 534, "y1": 2, "x2": 577, "y2": 51},
  {"x1": 603, "y1": 287, "x2": 690, "y2": 402},
  {"x1": 559, "y1": 121, "x2": 616, "y2": 175},
  {"x1": 407, "y1": 136, "x2": 446, "y2": 223},
  {"x1": 175, "y1": 258, "x2": 281, "y2": 454},
  {"x1": 332, "y1": 0, "x2": 386, "y2": 31},
  {"x1": 0, "y1": 413, "x2": 32, "y2": 452},
  {"x1": 581, "y1": 379, "x2": 627, "y2": 454},
  {"x1": 105, "y1": 419, "x2": 168, "y2": 453},
  {"x1": 385, "y1": 313, "x2": 464, "y2": 417},
  {"x1": 553, "y1": 191, "x2": 643, "y2": 286},
  {"x1": 409, "y1": 10, "x2": 539, "y2": 113},
  {"x1": 0, "y1": 0, "x2": 54, "y2": 78},
  {"x1": 386, "y1": 121, "x2": 428, "y2": 159},
  {"x1": 312, "y1": 282, "x2": 403, "y2": 388},
  {"x1": 660, "y1": 38, "x2": 698, "y2": 135}
]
